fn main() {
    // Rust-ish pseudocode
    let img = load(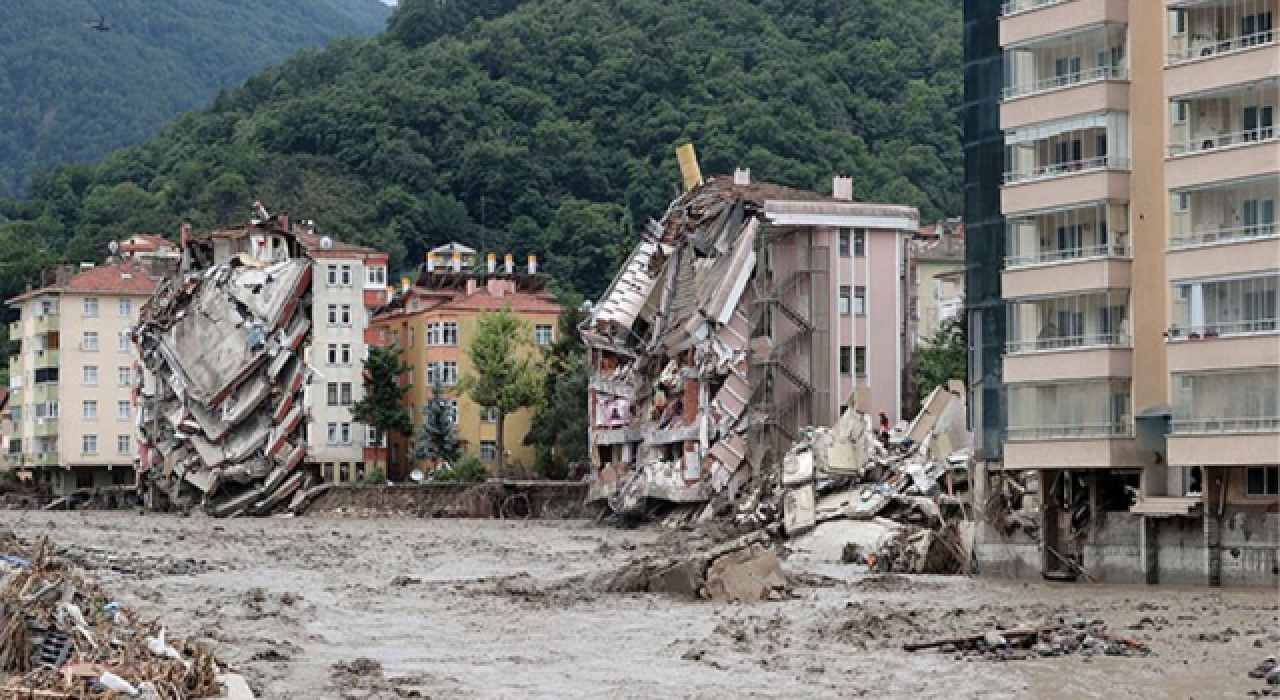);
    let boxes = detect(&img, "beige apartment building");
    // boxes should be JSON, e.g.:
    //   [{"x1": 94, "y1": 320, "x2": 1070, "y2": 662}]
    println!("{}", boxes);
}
[
  {"x1": 5, "y1": 258, "x2": 168, "y2": 499},
  {"x1": 989, "y1": 0, "x2": 1278, "y2": 585}
]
